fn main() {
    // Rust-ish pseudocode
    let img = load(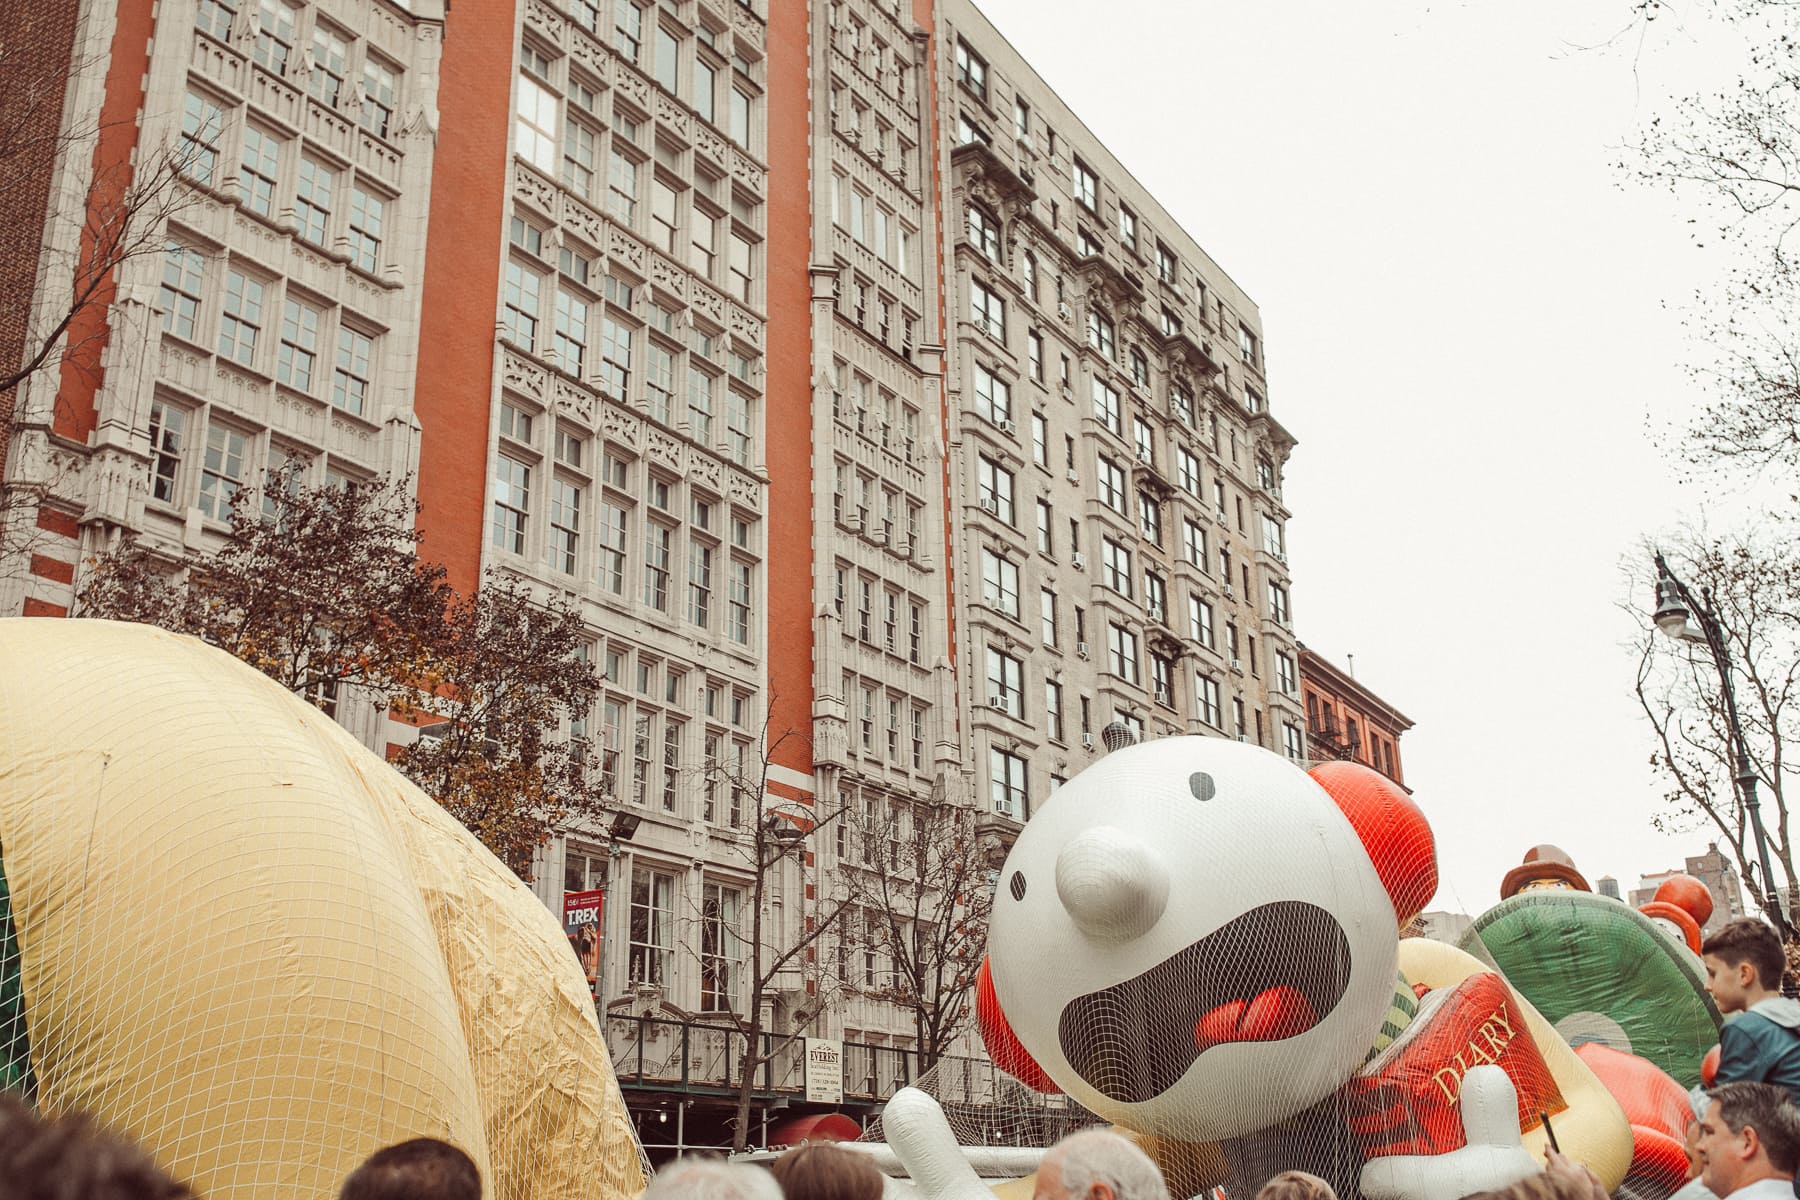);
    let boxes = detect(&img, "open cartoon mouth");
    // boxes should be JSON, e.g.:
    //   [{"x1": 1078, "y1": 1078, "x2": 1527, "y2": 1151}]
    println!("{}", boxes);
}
[{"x1": 1057, "y1": 900, "x2": 1353, "y2": 1105}]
